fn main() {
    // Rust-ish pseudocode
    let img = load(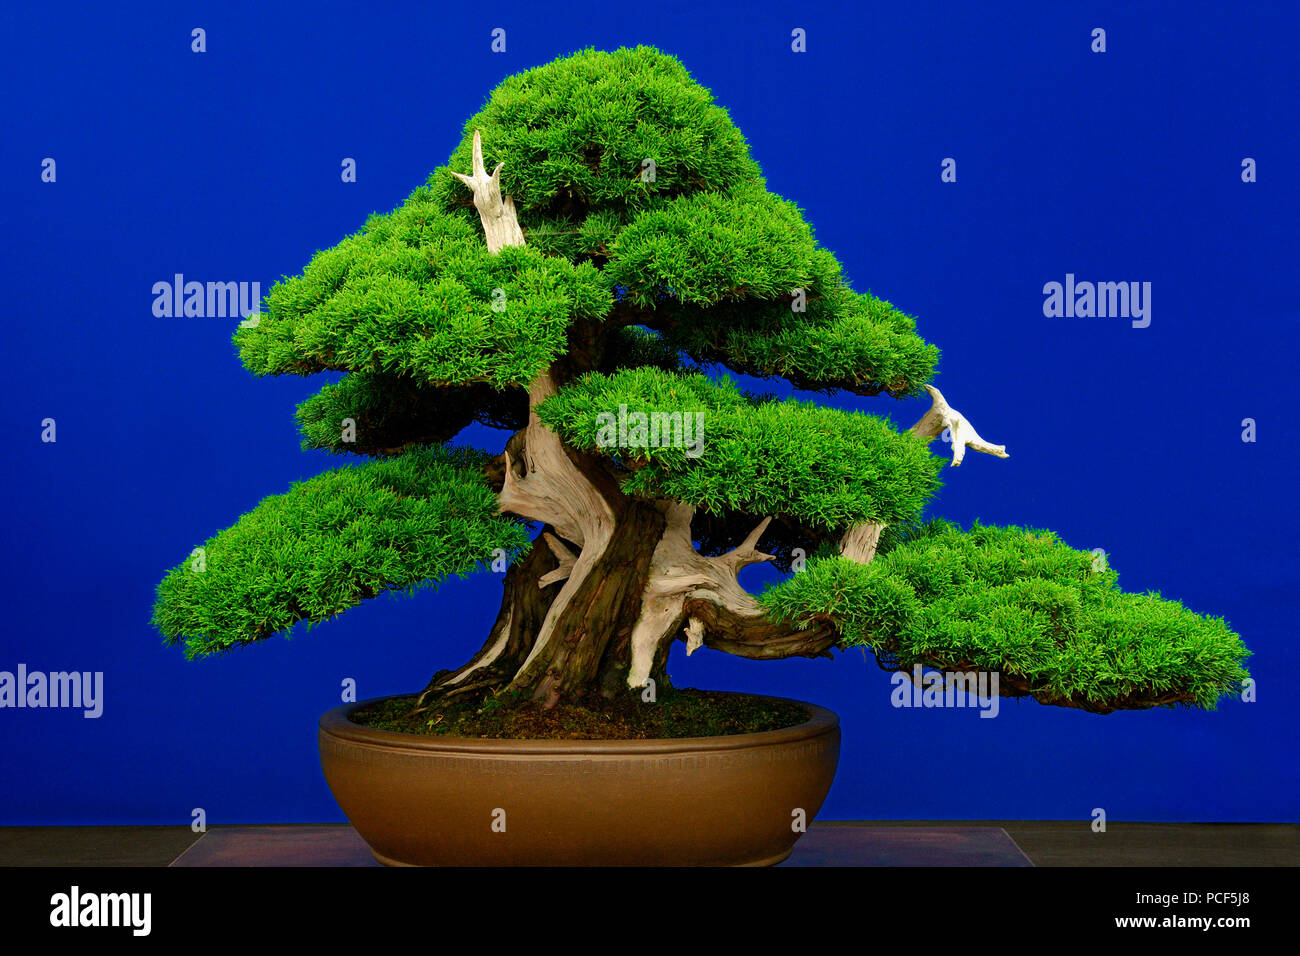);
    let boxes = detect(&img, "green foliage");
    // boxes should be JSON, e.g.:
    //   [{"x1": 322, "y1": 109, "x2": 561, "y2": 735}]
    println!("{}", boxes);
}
[
  {"x1": 524, "y1": 209, "x2": 624, "y2": 264},
  {"x1": 296, "y1": 372, "x2": 526, "y2": 456},
  {"x1": 154, "y1": 45, "x2": 1248, "y2": 698},
  {"x1": 426, "y1": 46, "x2": 762, "y2": 224},
  {"x1": 238, "y1": 45, "x2": 936, "y2": 401},
  {"x1": 537, "y1": 368, "x2": 943, "y2": 530},
  {"x1": 664, "y1": 282, "x2": 940, "y2": 398},
  {"x1": 423, "y1": 45, "x2": 936, "y2": 398},
  {"x1": 761, "y1": 521, "x2": 1251, "y2": 711},
  {"x1": 153, "y1": 447, "x2": 530, "y2": 658},
  {"x1": 603, "y1": 183, "x2": 820, "y2": 307},
  {"x1": 235, "y1": 195, "x2": 610, "y2": 387}
]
